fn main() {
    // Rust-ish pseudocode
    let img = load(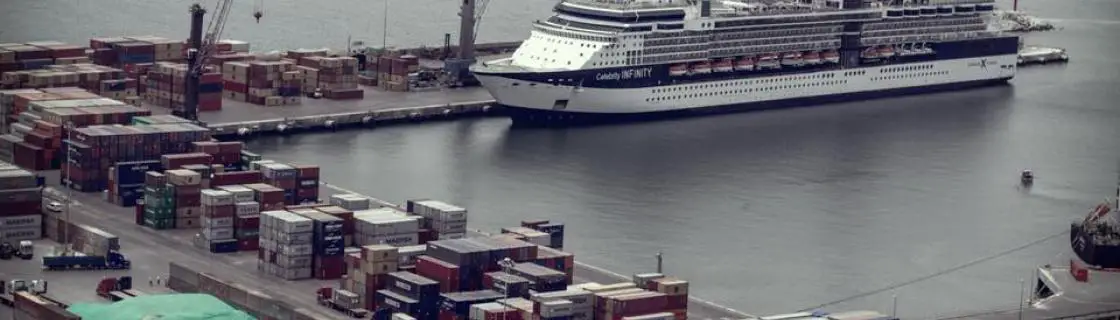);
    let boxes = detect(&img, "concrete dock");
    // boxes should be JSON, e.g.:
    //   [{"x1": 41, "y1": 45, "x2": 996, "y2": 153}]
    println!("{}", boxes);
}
[
  {"x1": 1, "y1": 170, "x2": 752, "y2": 320},
  {"x1": 939, "y1": 266, "x2": 1120, "y2": 320}
]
